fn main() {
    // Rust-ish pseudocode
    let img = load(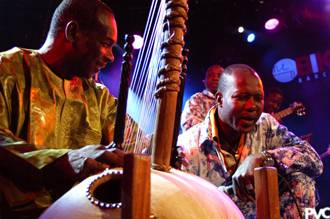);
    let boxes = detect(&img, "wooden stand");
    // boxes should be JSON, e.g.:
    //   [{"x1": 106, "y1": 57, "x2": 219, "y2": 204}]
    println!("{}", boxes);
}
[
  {"x1": 122, "y1": 154, "x2": 150, "y2": 219},
  {"x1": 254, "y1": 167, "x2": 280, "y2": 219}
]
